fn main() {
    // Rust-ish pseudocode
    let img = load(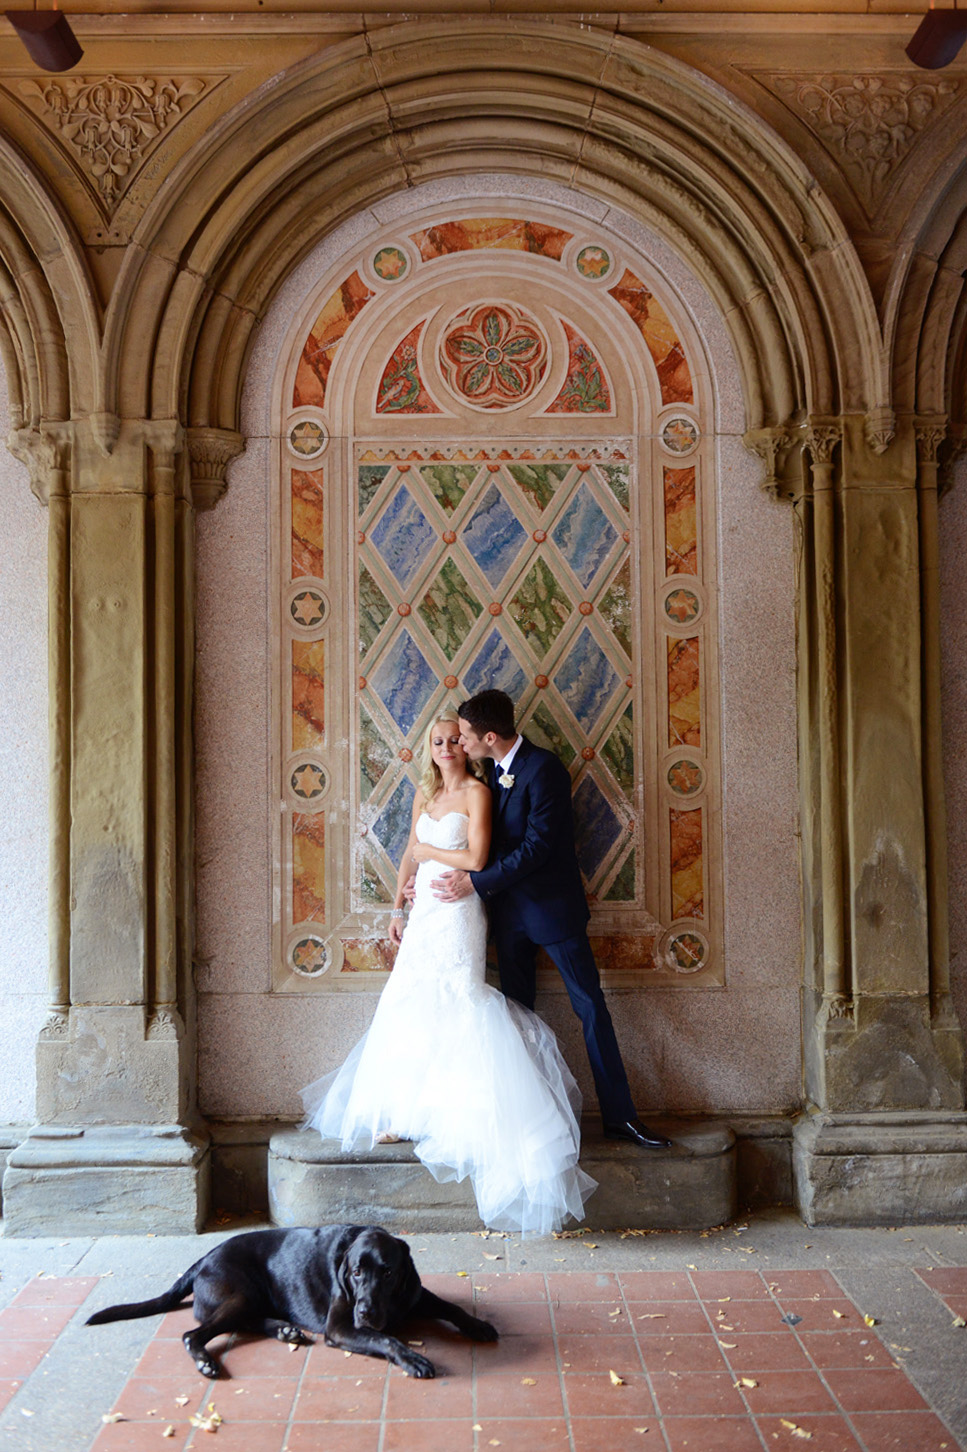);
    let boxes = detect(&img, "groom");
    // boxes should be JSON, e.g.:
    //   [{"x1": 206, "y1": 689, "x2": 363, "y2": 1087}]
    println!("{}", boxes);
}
[{"x1": 431, "y1": 688, "x2": 670, "y2": 1149}]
